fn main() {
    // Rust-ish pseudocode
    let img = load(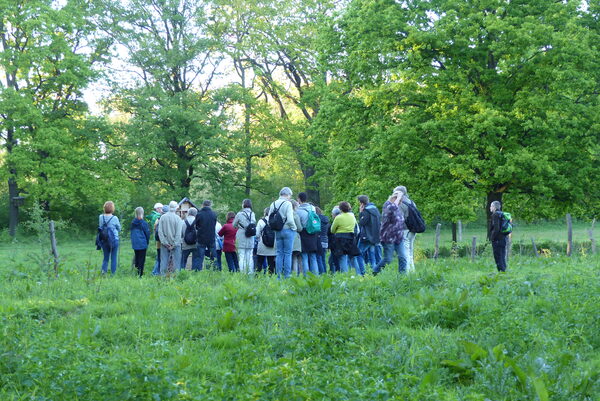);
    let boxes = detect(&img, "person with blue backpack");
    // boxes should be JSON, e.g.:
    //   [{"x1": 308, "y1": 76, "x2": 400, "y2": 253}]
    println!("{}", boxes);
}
[
  {"x1": 489, "y1": 200, "x2": 511, "y2": 272},
  {"x1": 296, "y1": 192, "x2": 320, "y2": 275},
  {"x1": 98, "y1": 201, "x2": 121, "y2": 275},
  {"x1": 130, "y1": 207, "x2": 150, "y2": 276}
]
